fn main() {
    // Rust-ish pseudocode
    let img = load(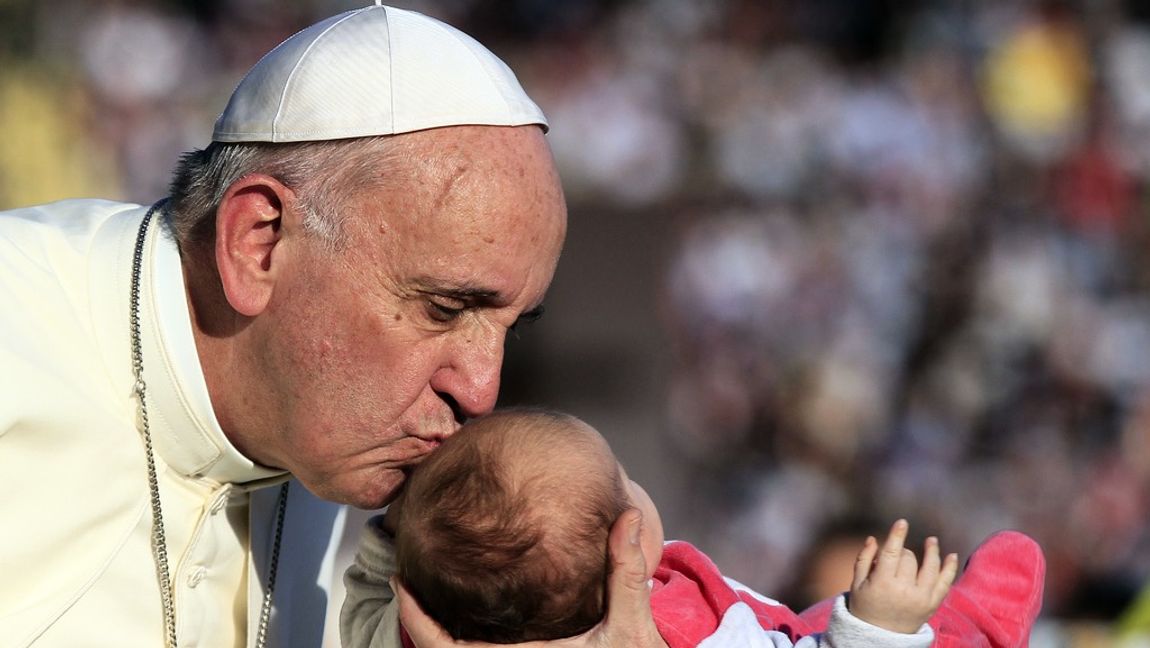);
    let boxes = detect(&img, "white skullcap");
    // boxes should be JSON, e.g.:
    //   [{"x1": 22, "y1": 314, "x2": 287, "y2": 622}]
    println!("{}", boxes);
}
[{"x1": 212, "y1": 3, "x2": 547, "y2": 143}]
